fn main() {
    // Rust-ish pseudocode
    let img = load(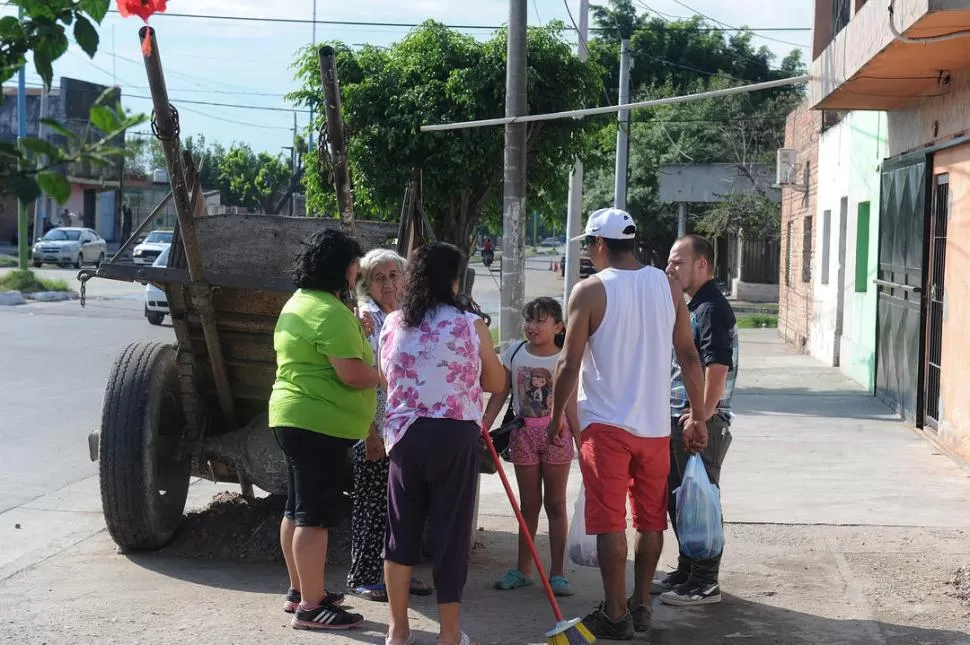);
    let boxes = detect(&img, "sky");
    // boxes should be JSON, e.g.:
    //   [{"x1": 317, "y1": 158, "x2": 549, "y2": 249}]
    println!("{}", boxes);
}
[{"x1": 3, "y1": 0, "x2": 813, "y2": 158}]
